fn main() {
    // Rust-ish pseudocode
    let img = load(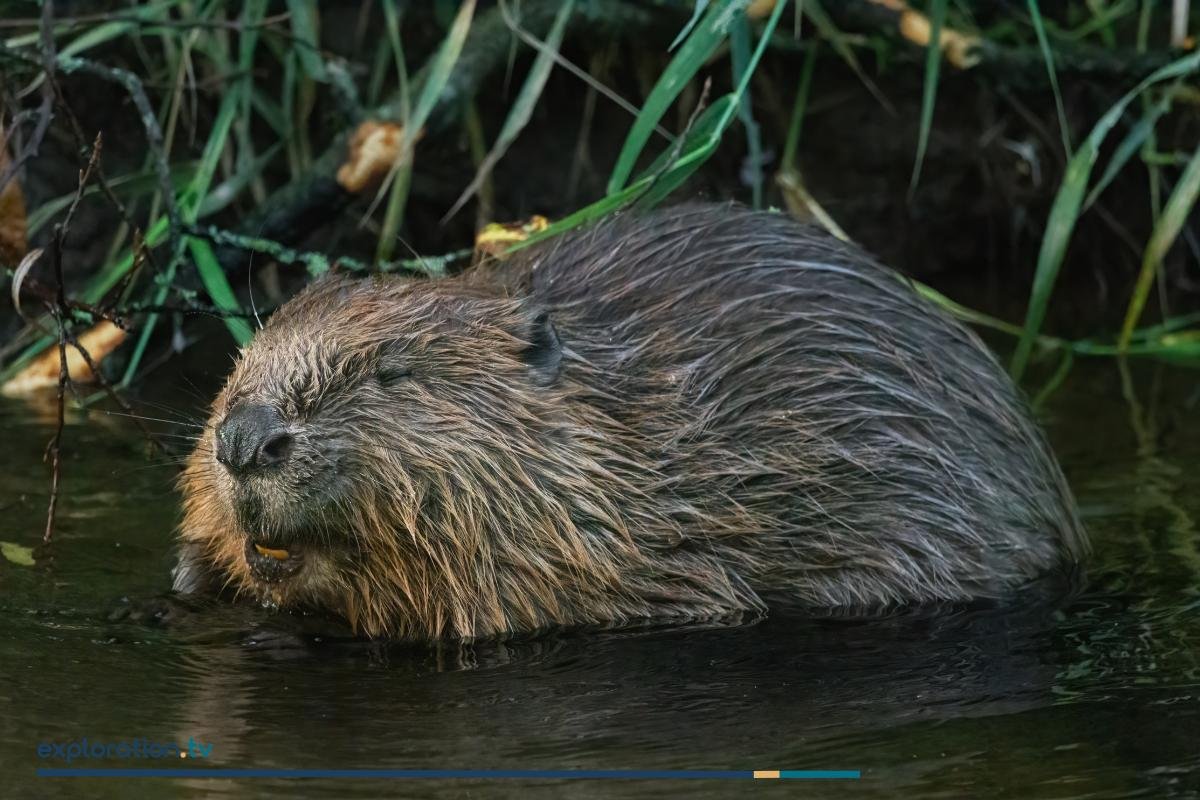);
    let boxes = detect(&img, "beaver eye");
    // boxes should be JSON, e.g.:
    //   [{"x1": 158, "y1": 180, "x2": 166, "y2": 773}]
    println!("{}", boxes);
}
[{"x1": 377, "y1": 365, "x2": 413, "y2": 387}]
